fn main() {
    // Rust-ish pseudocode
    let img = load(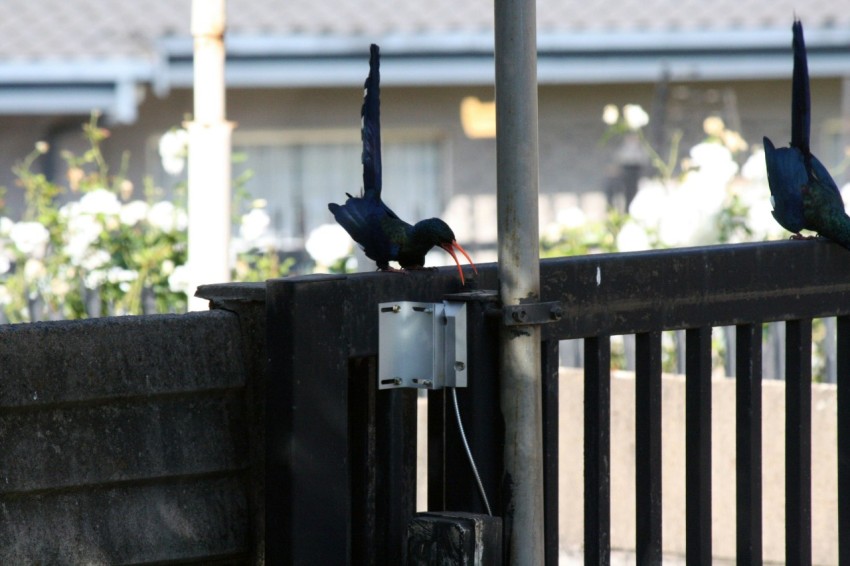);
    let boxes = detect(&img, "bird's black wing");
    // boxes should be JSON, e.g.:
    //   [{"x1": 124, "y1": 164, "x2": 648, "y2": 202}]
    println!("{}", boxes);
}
[
  {"x1": 763, "y1": 137, "x2": 806, "y2": 233},
  {"x1": 328, "y1": 196, "x2": 400, "y2": 266},
  {"x1": 361, "y1": 44, "x2": 382, "y2": 200}
]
